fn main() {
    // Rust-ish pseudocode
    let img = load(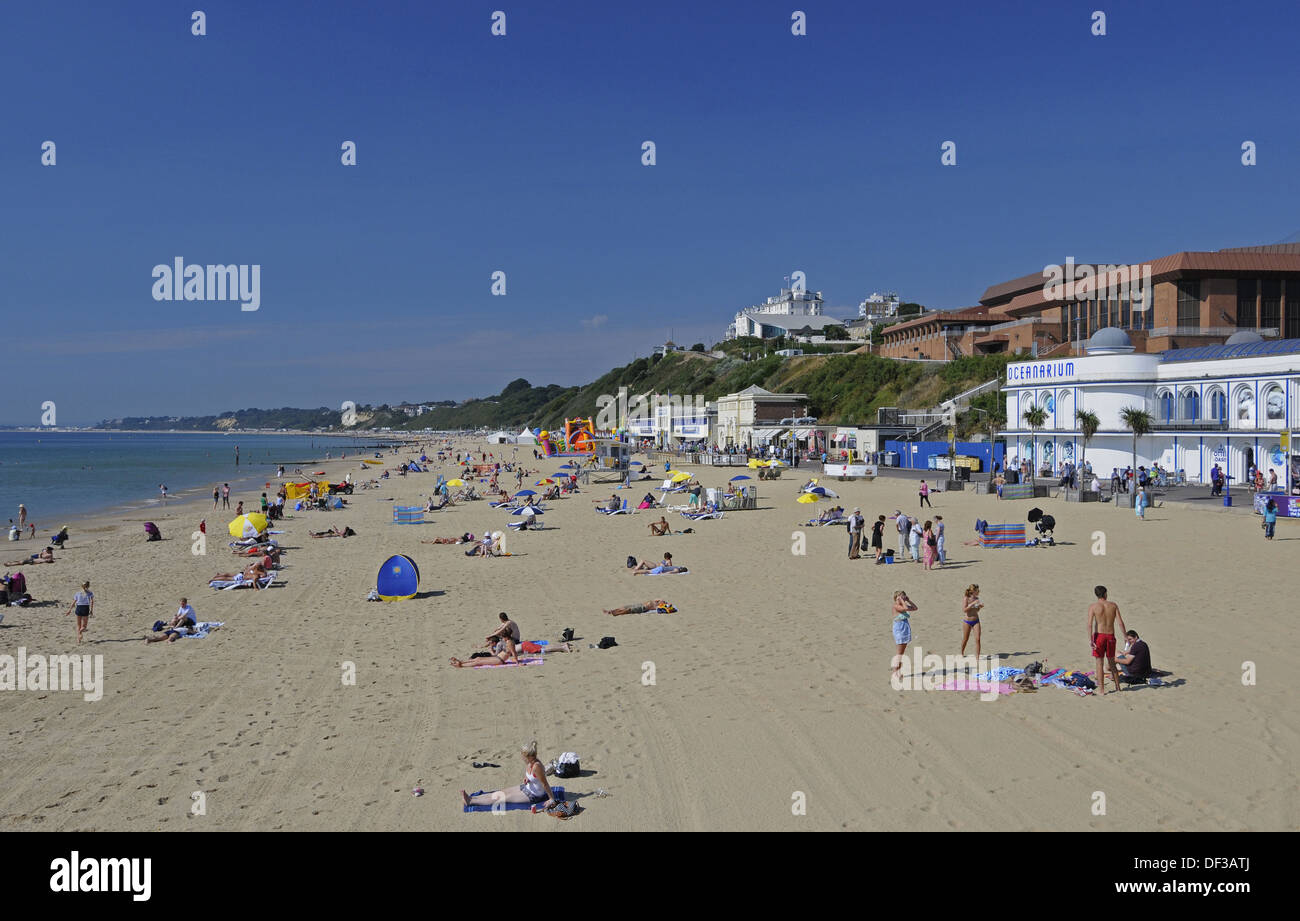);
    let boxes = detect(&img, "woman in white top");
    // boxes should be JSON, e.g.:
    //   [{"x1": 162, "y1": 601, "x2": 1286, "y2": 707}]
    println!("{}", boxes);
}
[
  {"x1": 65, "y1": 580, "x2": 94, "y2": 644},
  {"x1": 461, "y1": 740, "x2": 556, "y2": 809}
]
